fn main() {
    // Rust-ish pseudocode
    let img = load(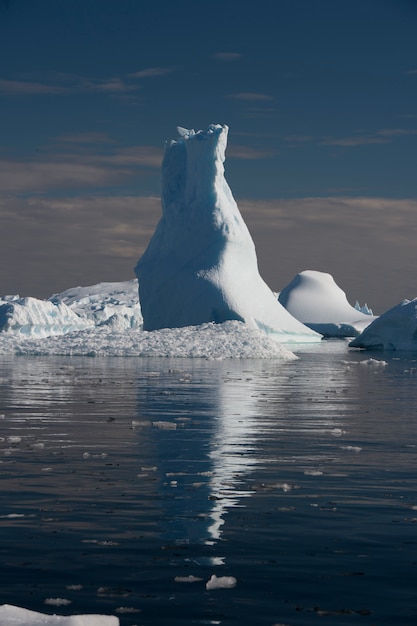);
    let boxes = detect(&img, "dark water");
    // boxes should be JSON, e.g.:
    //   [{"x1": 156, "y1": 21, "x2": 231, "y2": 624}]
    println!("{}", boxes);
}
[{"x1": 0, "y1": 341, "x2": 417, "y2": 625}]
